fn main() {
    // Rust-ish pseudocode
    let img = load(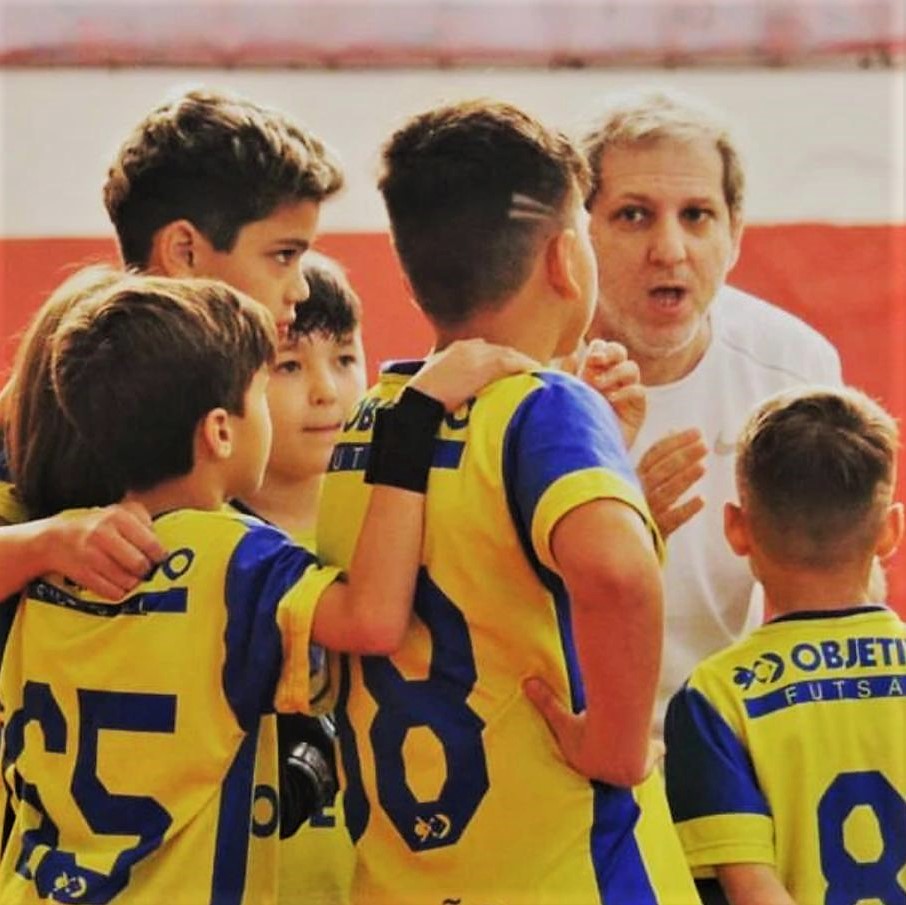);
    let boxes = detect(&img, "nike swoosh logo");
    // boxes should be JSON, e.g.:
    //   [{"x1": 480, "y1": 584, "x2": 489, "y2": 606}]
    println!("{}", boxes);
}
[{"x1": 713, "y1": 432, "x2": 736, "y2": 456}]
